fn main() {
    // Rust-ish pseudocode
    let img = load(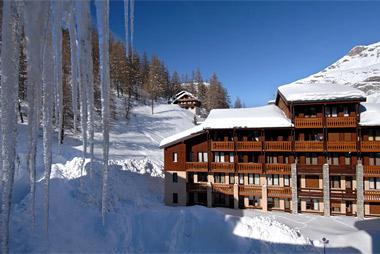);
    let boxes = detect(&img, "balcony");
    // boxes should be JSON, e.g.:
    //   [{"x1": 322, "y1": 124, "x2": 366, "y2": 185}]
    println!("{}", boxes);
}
[
  {"x1": 236, "y1": 141, "x2": 262, "y2": 151},
  {"x1": 212, "y1": 183, "x2": 234, "y2": 195},
  {"x1": 238, "y1": 185, "x2": 262, "y2": 196},
  {"x1": 297, "y1": 164, "x2": 323, "y2": 175},
  {"x1": 326, "y1": 116, "x2": 356, "y2": 128},
  {"x1": 186, "y1": 162, "x2": 208, "y2": 172},
  {"x1": 294, "y1": 117, "x2": 323, "y2": 129},
  {"x1": 264, "y1": 141, "x2": 292, "y2": 152},
  {"x1": 327, "y1": 141, "x2": 357, "y2": 152},
  {"x1": 298, "y1": 188, "x2": 323, "y2": 198},
  {"x1": 364, "y1": 165, "x2": 380, "y2": 177},
  {"x1": 211, "y1": 141, "x2": 234, "y2": 151},
  {"x1": 268, "y1": 187, "x2": 292, "y2": 198},
  {"x1": 330, "y1": 189, "x2": 356, "y2": 200},
  {"x1": 265, "y1": 163, "x2": 291, "y2": 174},
  {"x1": 211, "y1": 162, "x2": 235, "y2": 173},
  {"x1": 295, "y1": 141, "x2": 324, "y2": 152},
  {"x1": 236, "y1": 163, "x2": 263, "y2": 173},
  {"x1": 361, "y1": 141, "x2": 380, "y2": 152},
  {"x1": 364, "y1": 190, "x2": 380, "y2": 202},
  {"x1": 329, "y1": 165, "x2": 356, "y2": 175},
  {"x1": 187, "y1": 182, "x2": 209, "y2": 192}
]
